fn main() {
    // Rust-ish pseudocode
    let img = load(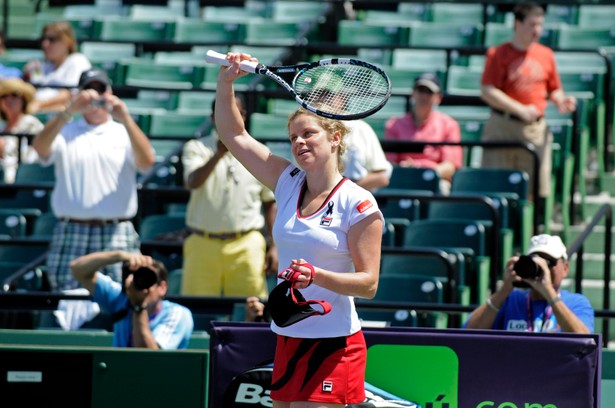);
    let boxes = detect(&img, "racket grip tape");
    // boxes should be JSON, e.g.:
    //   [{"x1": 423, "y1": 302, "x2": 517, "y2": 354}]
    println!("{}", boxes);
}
[{"x1": 205, "y1": 50, "x2": 259, "y2": 74}]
